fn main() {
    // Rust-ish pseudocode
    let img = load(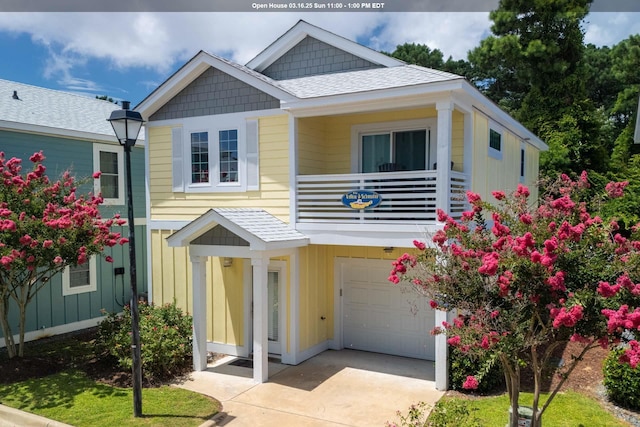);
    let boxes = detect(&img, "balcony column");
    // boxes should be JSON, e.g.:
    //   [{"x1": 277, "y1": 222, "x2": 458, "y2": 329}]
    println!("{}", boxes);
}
[{"x1": 436, "y1": 100, "x2": 453, "y2": 215}]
